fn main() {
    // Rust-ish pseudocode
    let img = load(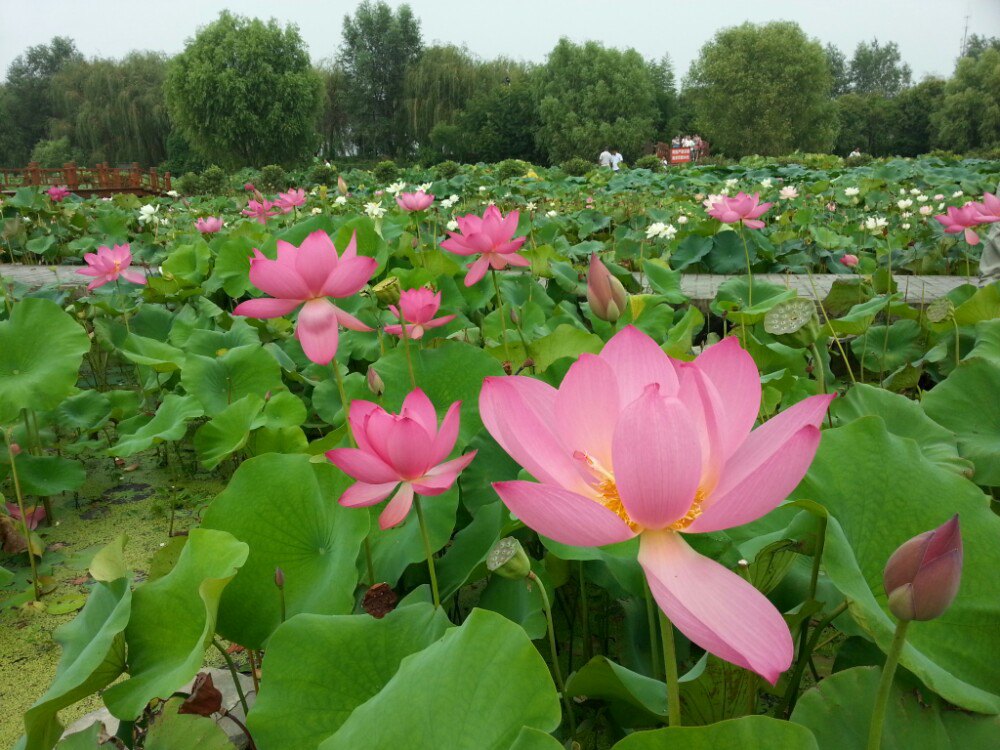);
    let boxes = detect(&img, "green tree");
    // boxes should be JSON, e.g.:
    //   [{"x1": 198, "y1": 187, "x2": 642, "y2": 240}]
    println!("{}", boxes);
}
[
  {"x1": 451, "y1": 66, "x2": 542, "y2": 163},
  {"x1": 685, "y1": 22, "x2": 837, "y2": 156},
  {"x1": 848, "y1": 39, "x2": 912, "y2": 97},
  {"x1": 338, "y1": 1, "x2": 423, "y2": 158},
  {"x1": 891, "y1": 78, "x2": 946, "y2": 156},
  {"x1": 165, "y1": 12, "x2": 322, "y2": 168},
  {"x1": 533, "y1": 39, "x2": 663, "y2": 163},
  {"x1": 933, "y1": 48, "x2": 1000, "y2": 151},
  {"x1": 316, "y1": 62, "x2": 352, "y2": 159},
  {"x1": 824, "y1": 43, "x2": 851, "y2": 96},
  {"x1": 963, "y1": 34, "x2": 1000, "y2": 61},
  {"x1": 1, "y1": 37, "x2": 82, "y2": 163},
  {"x1": 648, "y1": 55, "x2": 680, "y2": 137},
  {"x1": 51, "y1": 52, "x2": 171, "y2": 165},
  {"x1": 834, "y1": 93, "x2": 897, "y2": 156},
  {"x1": 404, "y1": 45, "x2": 483, "y2": 151}
]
